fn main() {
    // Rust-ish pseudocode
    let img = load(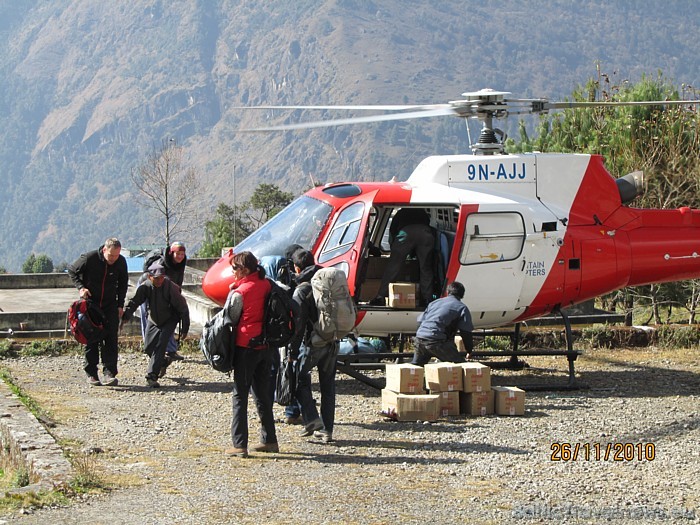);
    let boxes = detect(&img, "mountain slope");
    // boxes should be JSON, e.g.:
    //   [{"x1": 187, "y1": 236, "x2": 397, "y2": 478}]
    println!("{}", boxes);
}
[{"x1": 0, "y1": 0, "x2": 698, "y2": 270}]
